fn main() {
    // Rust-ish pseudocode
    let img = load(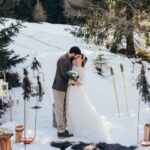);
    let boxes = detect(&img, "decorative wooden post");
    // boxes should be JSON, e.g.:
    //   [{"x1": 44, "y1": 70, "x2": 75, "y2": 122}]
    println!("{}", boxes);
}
[
  {"x1": 110, "y1": 67, "x2": 120, "y2": 117},
  {"x1": 22, "y1": 68, "x2": 31, "y2": 149},
  {"x1": 120, "y1": 64, "x2": 129, "y2": 116},
  {"x1": 141, "y1": 123, "x2": 150, "y2": 146},
  {"x1": 0, "y1": 132, "x2": 13, "y2": 150},
  {"x1": 15, "y1": 125, "x2": 24, "y2": 143},
  {"x1": 144, "y1": 124, "x2": 150, "y2": 142}
]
